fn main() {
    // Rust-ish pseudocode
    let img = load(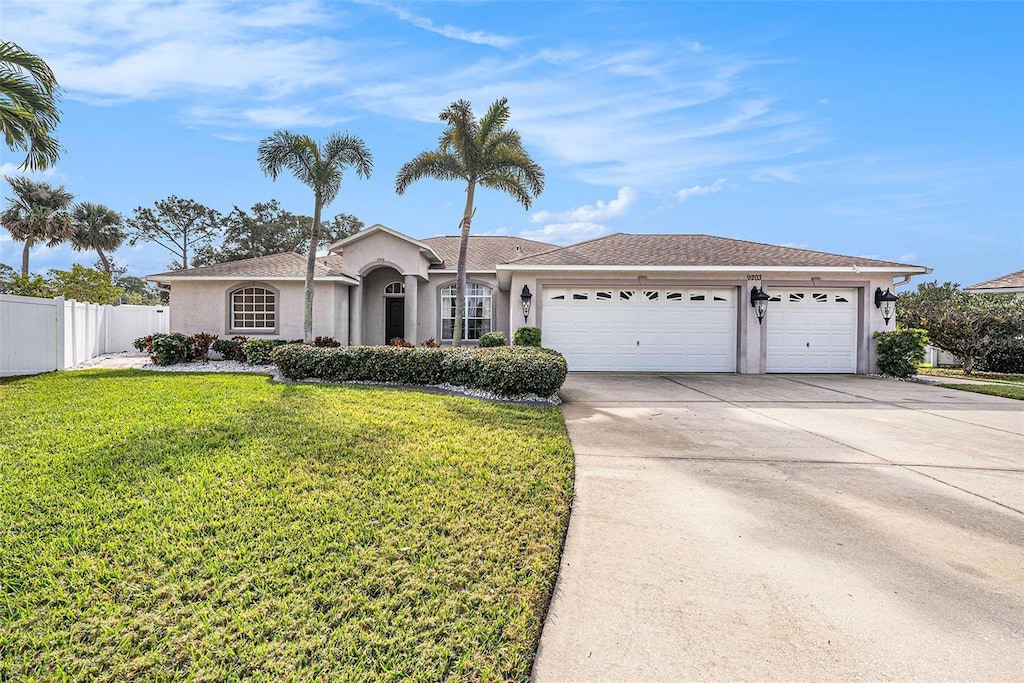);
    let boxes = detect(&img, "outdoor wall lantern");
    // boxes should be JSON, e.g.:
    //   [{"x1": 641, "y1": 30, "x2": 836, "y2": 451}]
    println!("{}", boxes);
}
[
  {"x1": 520, "y1": 284, "x2": 534, "y2": 322},
  {"x1": 750, "y1": 286, "x2": 770, "y2": 324},
  {"x1": 875, "y1": 287, "x2": 899, "y2": 325}
]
